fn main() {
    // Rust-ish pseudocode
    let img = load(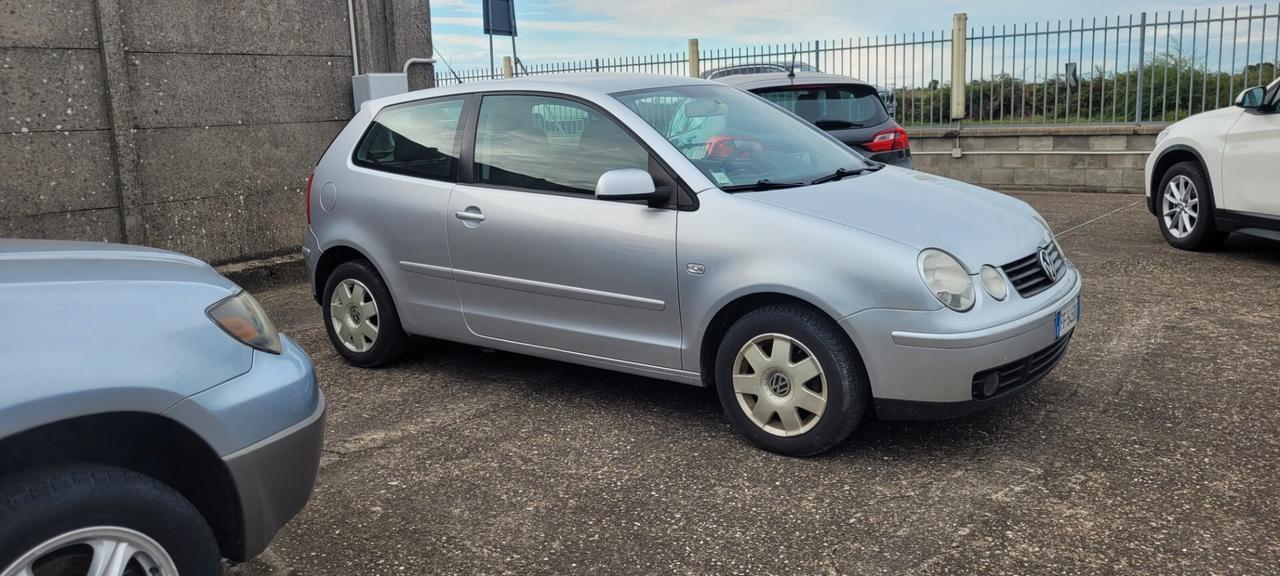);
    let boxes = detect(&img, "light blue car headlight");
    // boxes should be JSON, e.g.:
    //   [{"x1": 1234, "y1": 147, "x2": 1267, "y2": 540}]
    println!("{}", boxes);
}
[
  {"x1": 918, "y1": 249, "x2": 975, "y2": 312},
  {"x1": 207, "y1": 290, "x2": 282, "y2": 354}
]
